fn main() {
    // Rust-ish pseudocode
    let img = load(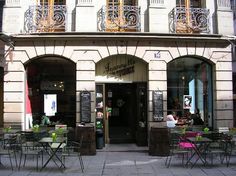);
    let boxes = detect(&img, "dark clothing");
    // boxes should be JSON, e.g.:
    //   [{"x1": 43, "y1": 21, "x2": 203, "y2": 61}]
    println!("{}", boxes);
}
[{"x1": 192, "y1": 114, "x2": 204, "y2": 125}]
